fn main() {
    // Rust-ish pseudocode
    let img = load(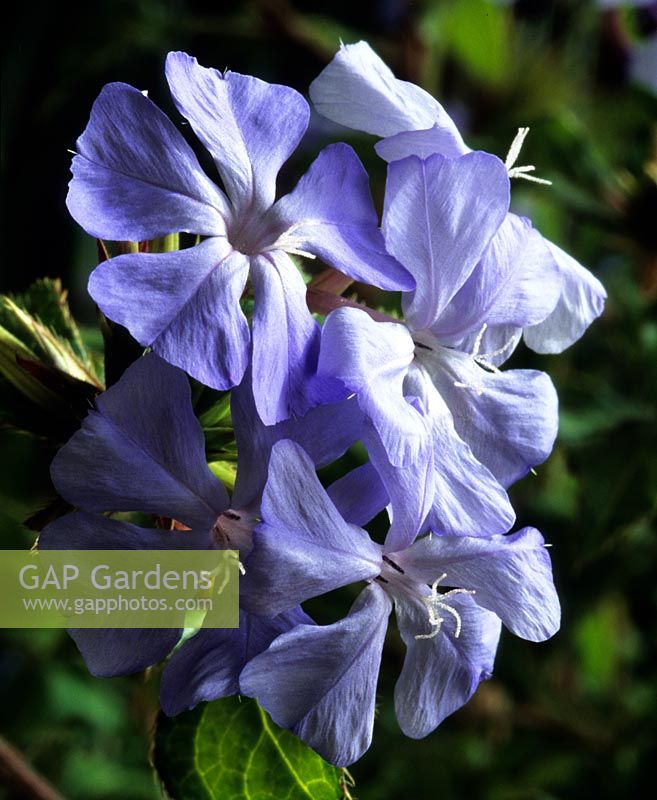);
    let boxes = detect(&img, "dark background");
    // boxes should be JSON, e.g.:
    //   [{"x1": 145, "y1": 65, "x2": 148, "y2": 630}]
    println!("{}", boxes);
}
[{"x1": 2, "y1": 1, "x2": 657, "y2": 798}]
